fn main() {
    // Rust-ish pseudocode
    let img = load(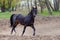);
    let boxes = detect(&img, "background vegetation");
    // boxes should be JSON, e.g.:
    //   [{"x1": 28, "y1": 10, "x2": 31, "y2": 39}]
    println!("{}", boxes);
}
[{"x1": 0, "y1": 0, "x2": 60, "y2": 18}]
